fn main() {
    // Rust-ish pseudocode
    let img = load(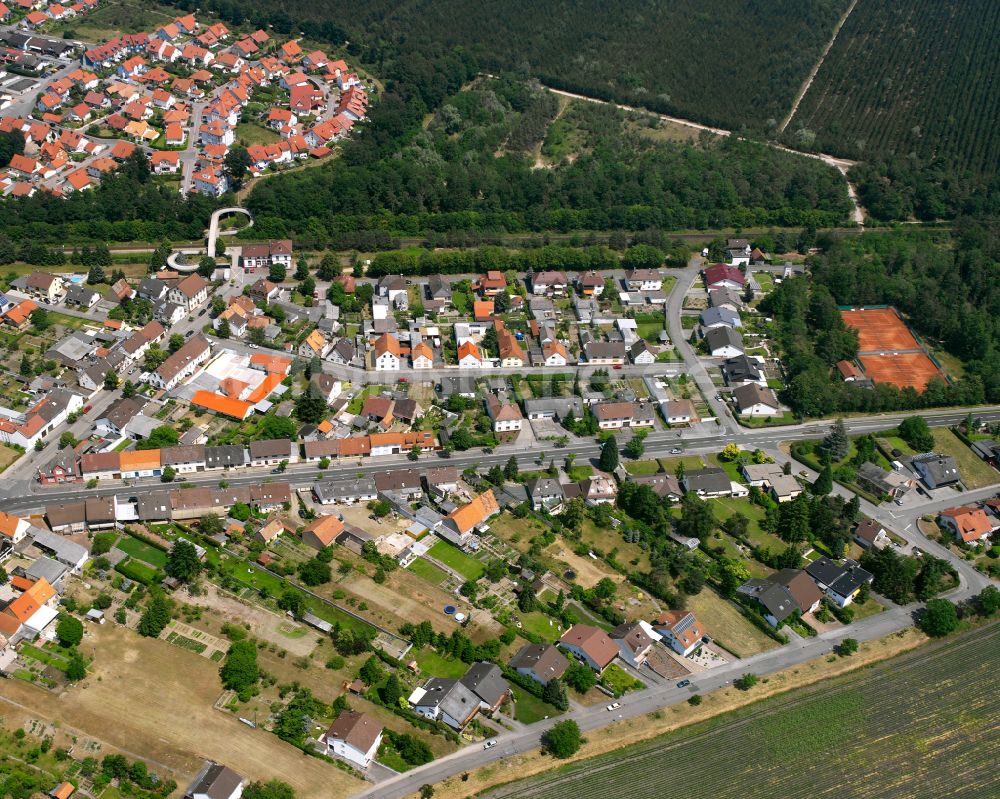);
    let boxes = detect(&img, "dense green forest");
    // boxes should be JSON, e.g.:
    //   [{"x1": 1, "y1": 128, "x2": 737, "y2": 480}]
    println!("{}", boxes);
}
[
  {"x1": 0, "y1": 153, "x2": 218, "y2": 244},
  {"x1": 248, "y1": 80, "x2": 851, "y2": 243},
  {"x1": 763, "y1": 220, "x2": 1000, "y2": 416},
  {"x1": 168, "y1": 0, "x2": 846, "y2": 133},
  {"x1": 786, "y1": 0, "x2": 1000, "y2": 222}
]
